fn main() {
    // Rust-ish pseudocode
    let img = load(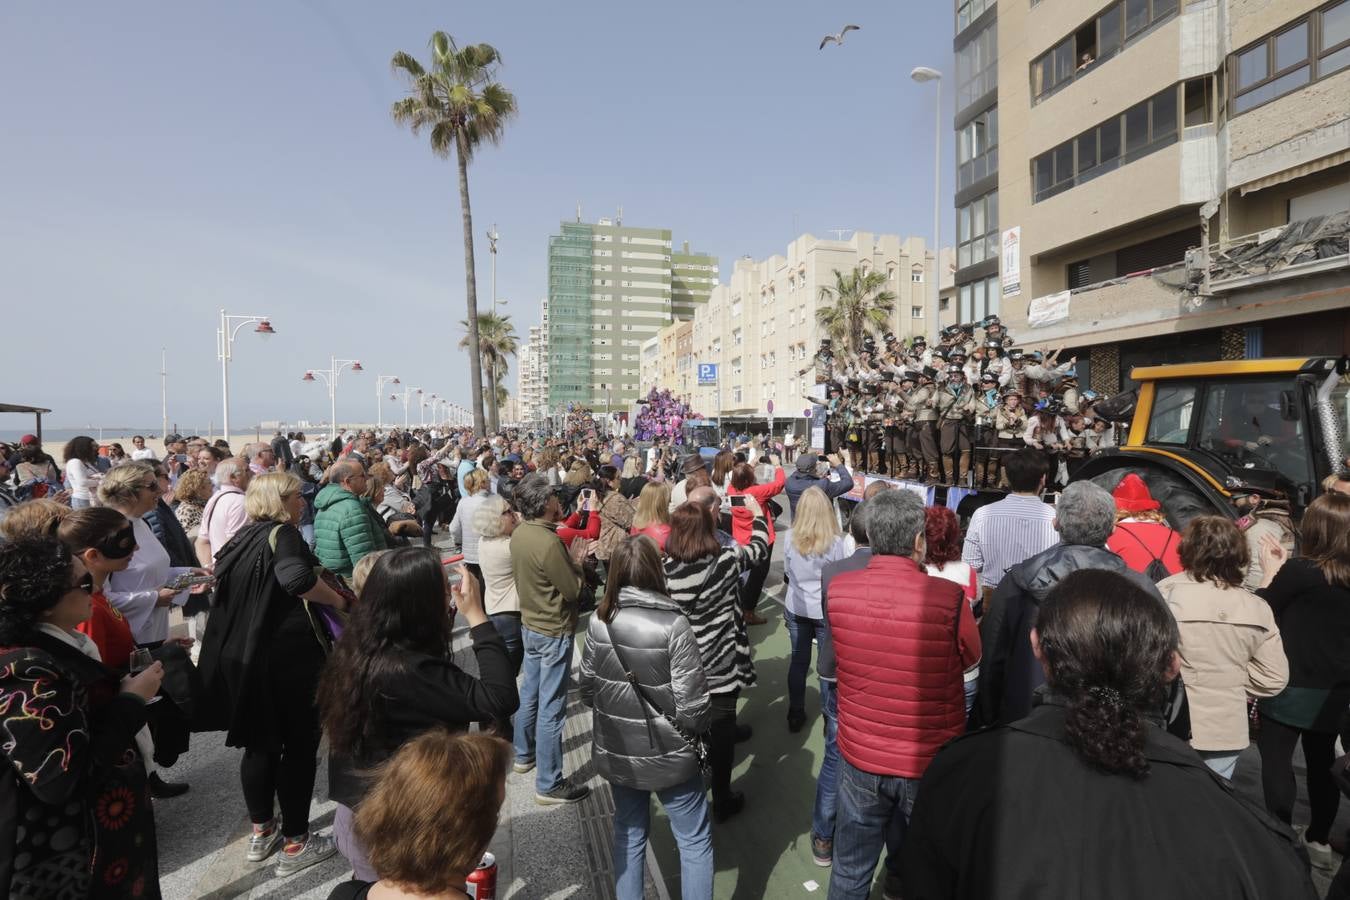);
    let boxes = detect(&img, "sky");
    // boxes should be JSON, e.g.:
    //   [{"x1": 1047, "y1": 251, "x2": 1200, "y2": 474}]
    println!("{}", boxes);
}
[{"x1": 0, "y1": 1, "x2": 954, "y2": 432}]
